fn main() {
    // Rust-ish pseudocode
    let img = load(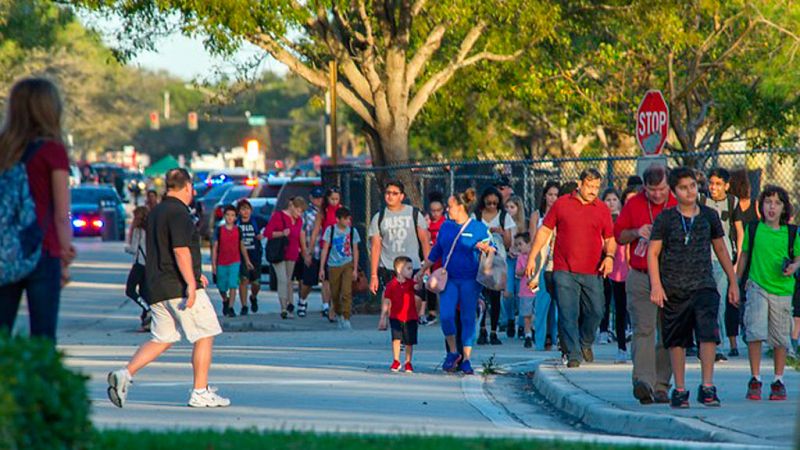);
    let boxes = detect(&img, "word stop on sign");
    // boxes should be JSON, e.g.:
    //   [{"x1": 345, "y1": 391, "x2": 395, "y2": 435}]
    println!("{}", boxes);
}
[{"x1": 637, "y1": 111, "x2": 667, "y2": 154}]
